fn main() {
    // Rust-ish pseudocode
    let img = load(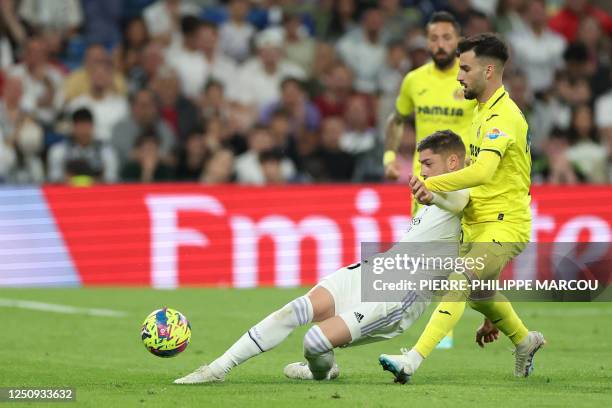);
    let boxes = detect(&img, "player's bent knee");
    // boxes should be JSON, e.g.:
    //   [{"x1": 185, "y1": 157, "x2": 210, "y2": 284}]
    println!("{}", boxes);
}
[{"x1": 303, "y1": 325, "x2": 333, "y2": 356}]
